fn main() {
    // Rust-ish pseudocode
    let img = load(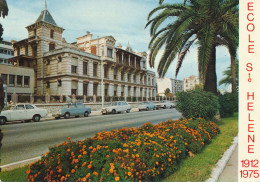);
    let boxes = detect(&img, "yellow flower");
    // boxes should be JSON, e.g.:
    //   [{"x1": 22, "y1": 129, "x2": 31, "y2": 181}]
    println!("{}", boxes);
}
[
  {"x1": 128, "y1": 172, "x2": 132, "y2": 176},
  {"x1": 115, "y1": 177, "x2": 120, "y2": 181}
]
